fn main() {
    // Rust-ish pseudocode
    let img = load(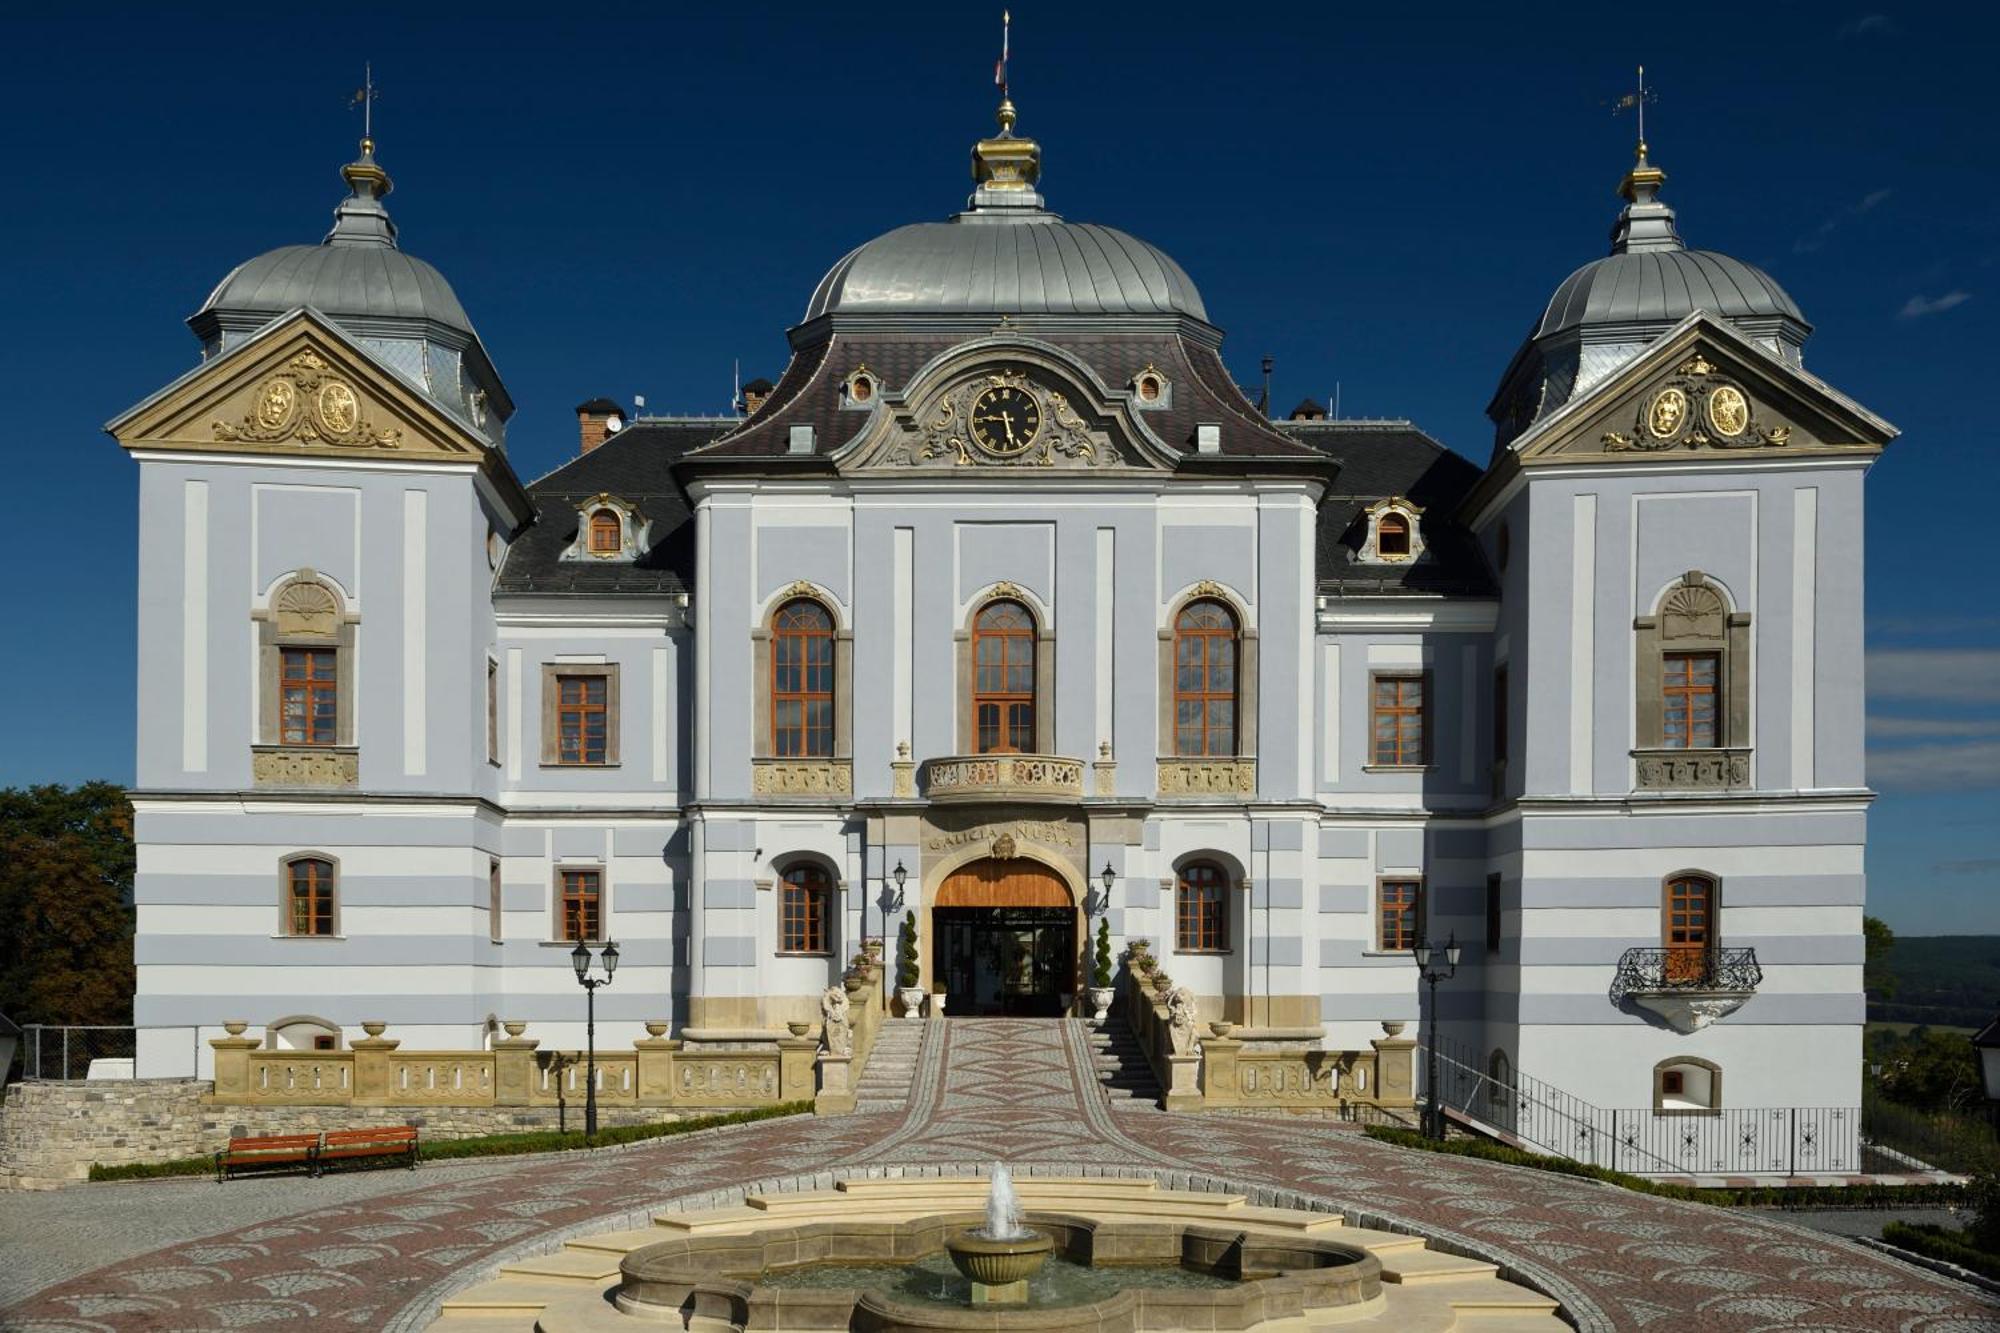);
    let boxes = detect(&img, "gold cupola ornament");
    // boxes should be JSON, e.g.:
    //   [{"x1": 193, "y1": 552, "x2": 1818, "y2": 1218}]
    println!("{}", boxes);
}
[{"x1": 969, "y1": 10, "x2": 1045, "y2": 213}]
